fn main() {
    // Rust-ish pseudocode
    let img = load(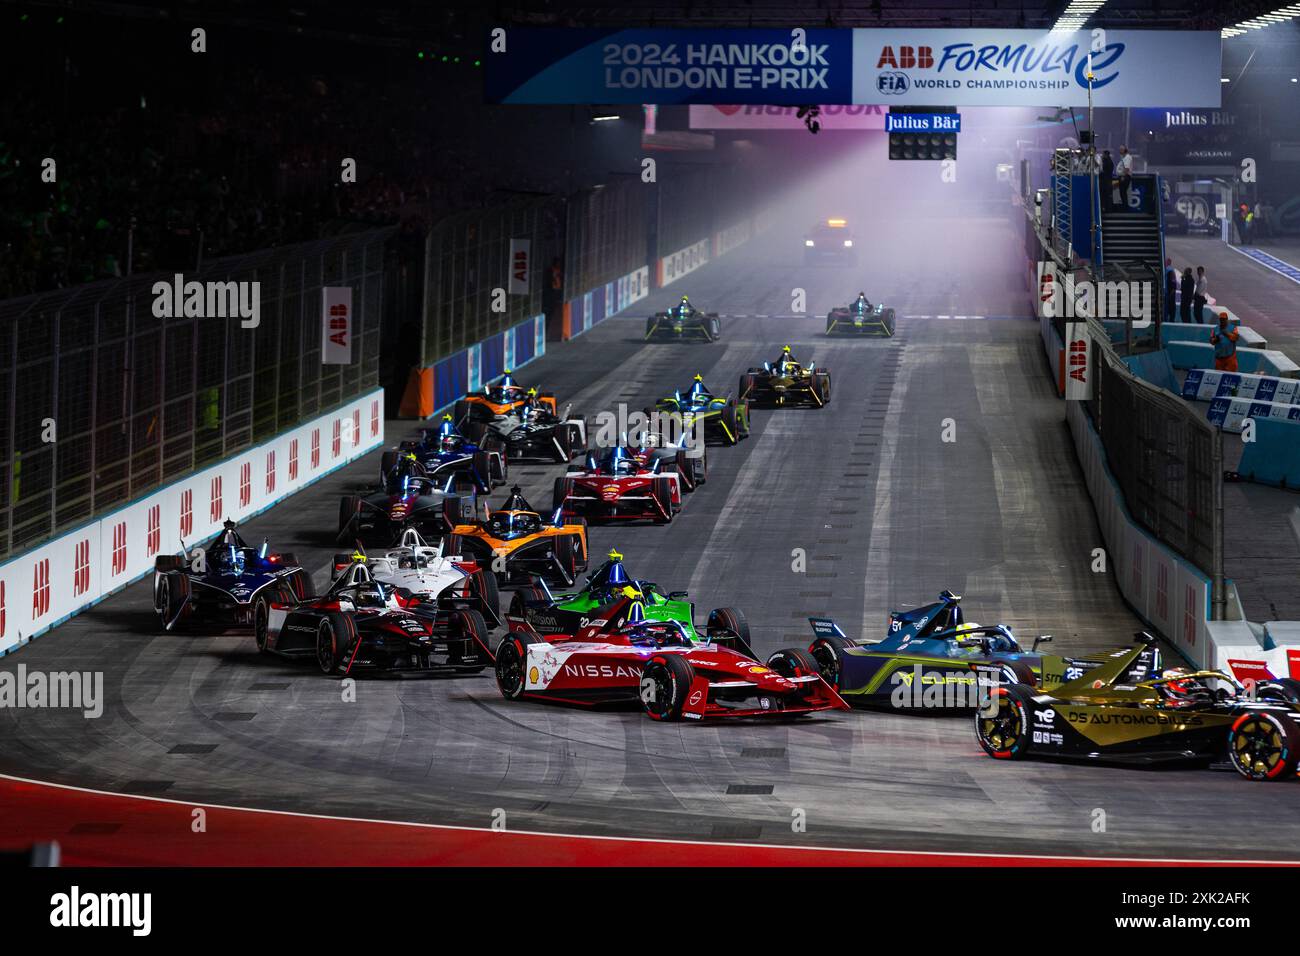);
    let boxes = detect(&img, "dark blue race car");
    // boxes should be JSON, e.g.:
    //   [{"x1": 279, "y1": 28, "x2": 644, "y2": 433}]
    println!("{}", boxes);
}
[
  {"x1": 385, "y1": 415, "x2": 506, "y2": 493},
  {"x1": 802, "y1": 590, "x2": 1162, "y2": 711},
  {"x1": 153, "y1": 520, "x2": 311, "y2": 632}
]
